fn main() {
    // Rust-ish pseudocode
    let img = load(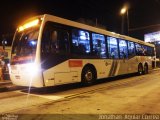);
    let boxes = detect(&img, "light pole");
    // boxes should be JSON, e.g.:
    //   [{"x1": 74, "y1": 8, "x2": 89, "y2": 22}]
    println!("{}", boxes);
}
[
  {"x1": 126, "y1": 9, "x2": 130, "y2": 35},
  {"x1": 120, "y1": 7, "x2": 129, "y2": 35}
]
